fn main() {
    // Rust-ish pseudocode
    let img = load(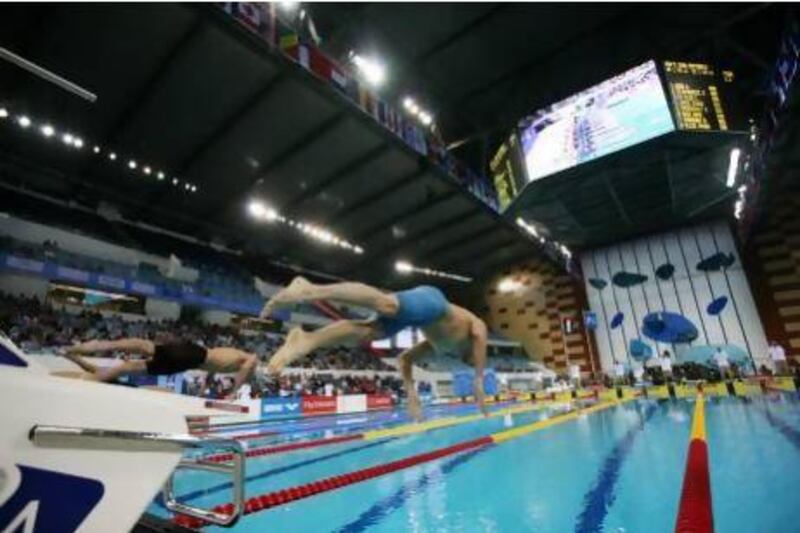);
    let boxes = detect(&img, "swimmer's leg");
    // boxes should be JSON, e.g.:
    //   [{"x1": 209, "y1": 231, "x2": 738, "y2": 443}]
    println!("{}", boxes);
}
[
  {"x1": 63, "y1": 352, "x2": 100, "y2": 374},
  {"x1": 91, "y1": 360, "x2": 149, "y2": 383},
  {"x1": 68, "y1": 338, "x2": 155, "y2": 357},
  {"x1": 267, "y1": 320, "x2": 376, "y2": 374},
  {"x1": 261, "y1": 277, "x2": 398, "y2": 318}
]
